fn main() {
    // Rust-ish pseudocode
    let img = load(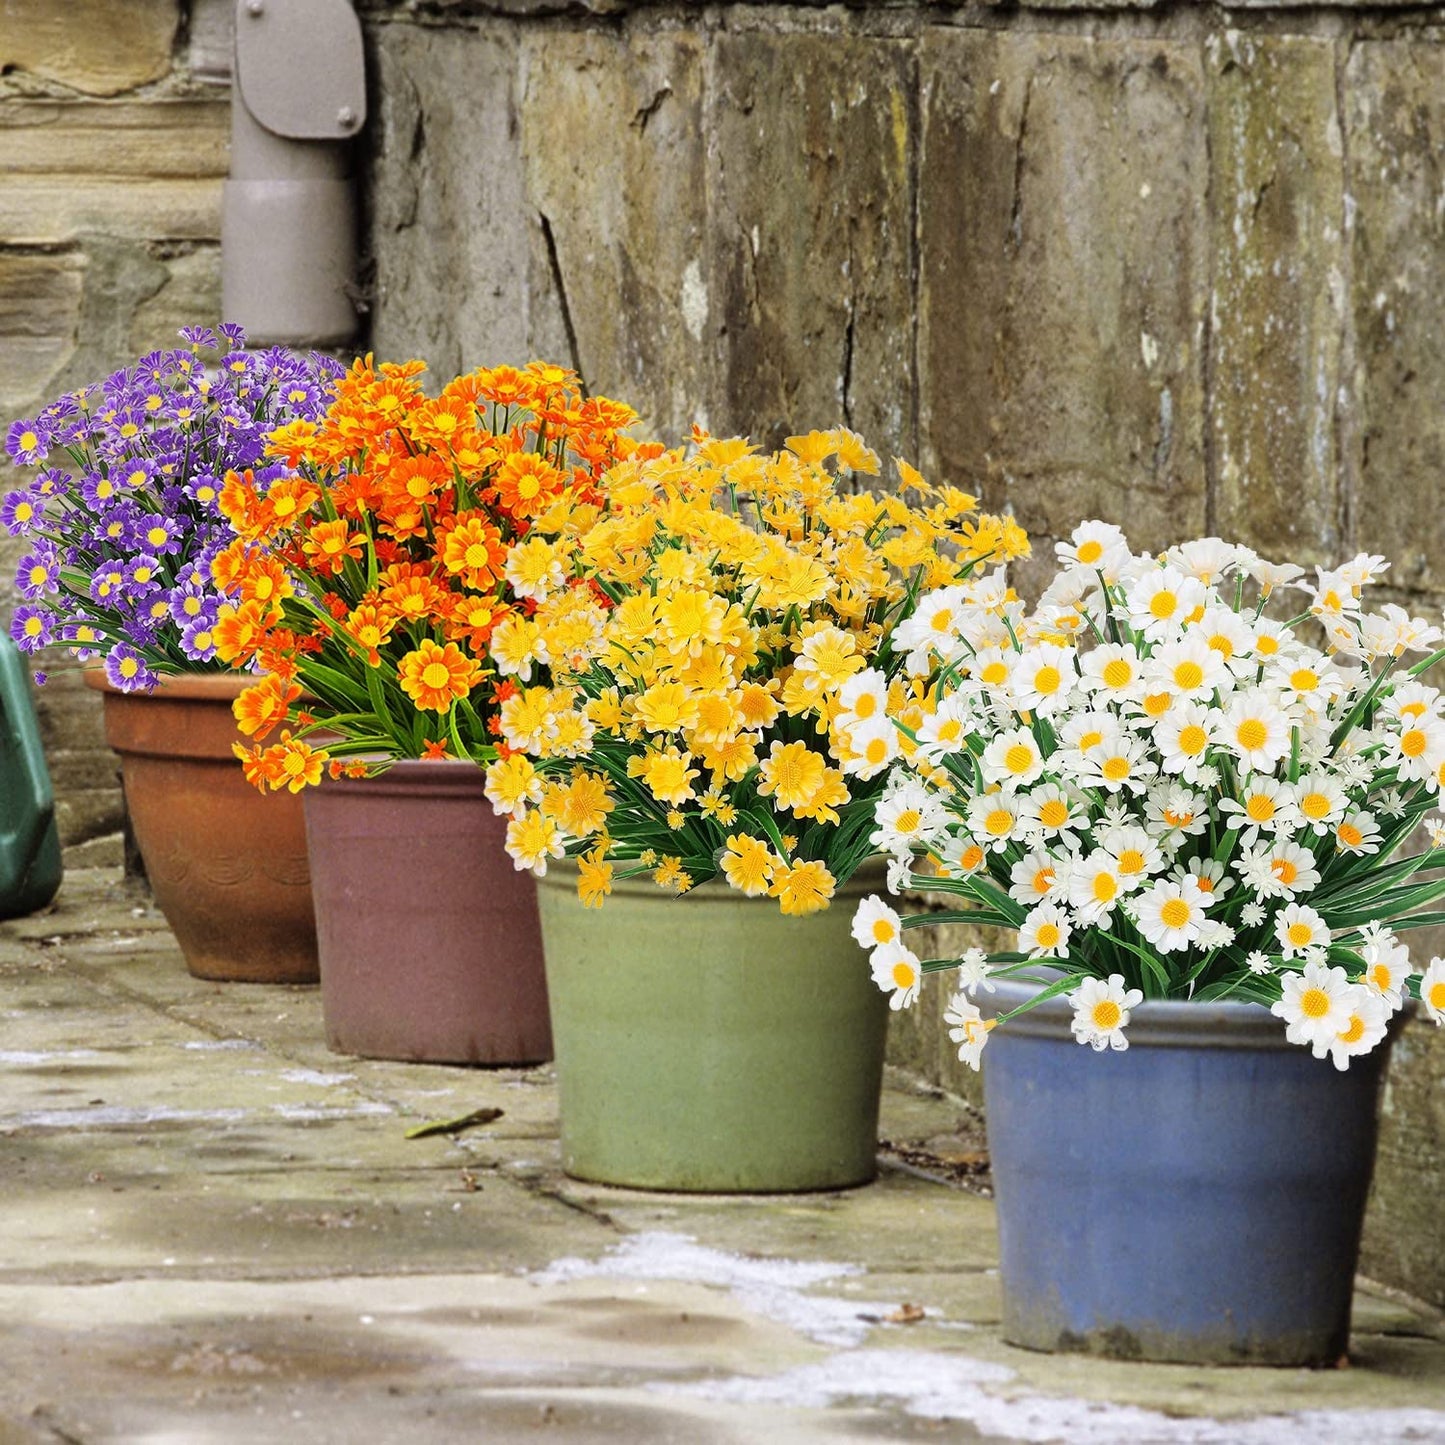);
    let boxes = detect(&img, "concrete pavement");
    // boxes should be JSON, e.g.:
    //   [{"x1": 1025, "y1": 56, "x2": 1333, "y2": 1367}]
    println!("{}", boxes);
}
[{"x1": 2, "y1": 869, "x2": 1444, "y2": 1444}]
